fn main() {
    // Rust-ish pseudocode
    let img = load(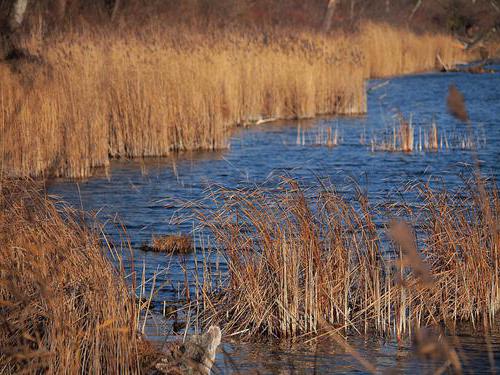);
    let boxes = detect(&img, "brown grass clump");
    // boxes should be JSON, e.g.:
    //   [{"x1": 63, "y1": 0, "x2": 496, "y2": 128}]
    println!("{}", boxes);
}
[
  {"x1": 142, "y1": 234, "x2": 193, "y2": 254},
  {"x1": 371, "y1": 114, "x2": 415, "y2": 152},
  {"x1": 0, "y1": 23, "x2": 465, "y2": 178},
  {"x1": 0, "y1": 180, "x2": 150, "y2": 374},
  {"x1": 196, "y1": 176, "x2": 499, "y2": 340}
]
